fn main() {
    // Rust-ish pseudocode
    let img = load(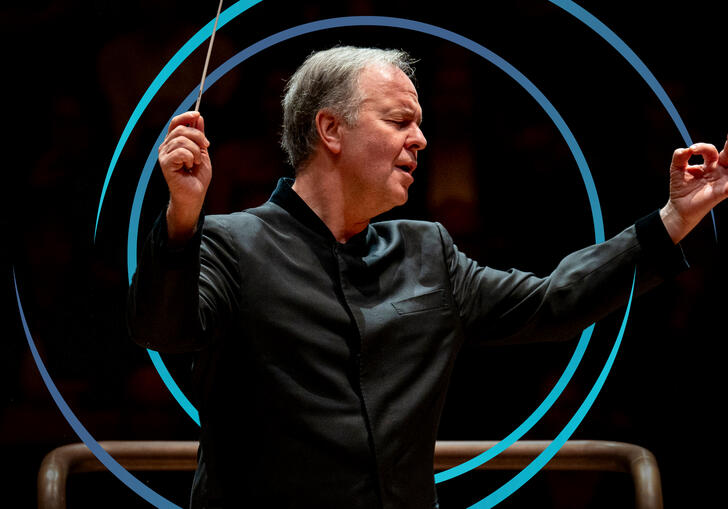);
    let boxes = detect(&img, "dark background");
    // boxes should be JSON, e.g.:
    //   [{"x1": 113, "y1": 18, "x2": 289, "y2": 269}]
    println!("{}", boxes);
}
[{"x1": 3, "y1": 1, "x2": 727, "y2": 507}]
